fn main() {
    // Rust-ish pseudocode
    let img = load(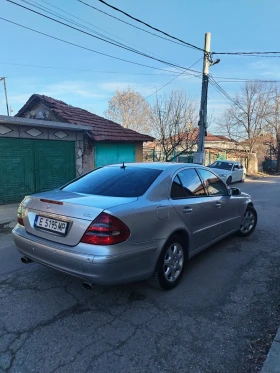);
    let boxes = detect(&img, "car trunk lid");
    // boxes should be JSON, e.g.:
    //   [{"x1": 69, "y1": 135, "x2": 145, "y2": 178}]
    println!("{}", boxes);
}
[{"x1": 20, "y1": 190, "x2": 137, "y2": 246}]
